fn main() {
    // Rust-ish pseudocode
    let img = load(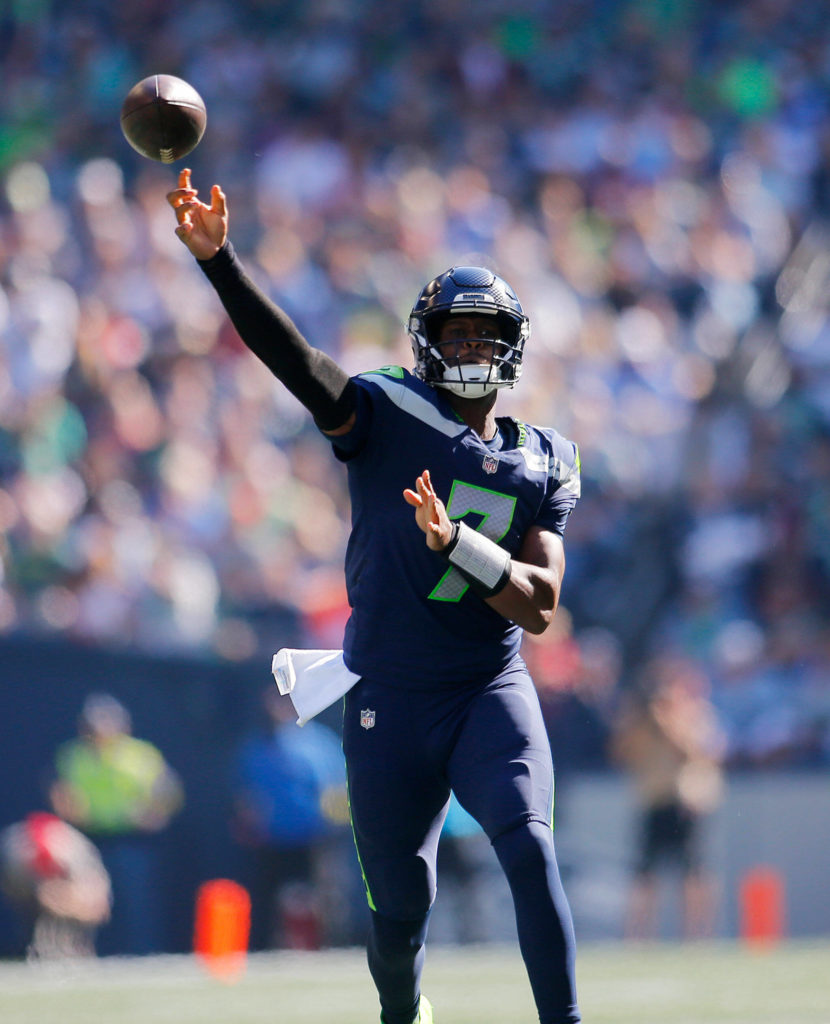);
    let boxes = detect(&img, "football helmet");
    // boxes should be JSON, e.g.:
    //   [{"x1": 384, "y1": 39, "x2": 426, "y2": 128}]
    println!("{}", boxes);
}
[{"x1": 407, "y1": 266, "x2": 530, "y2": 398}]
